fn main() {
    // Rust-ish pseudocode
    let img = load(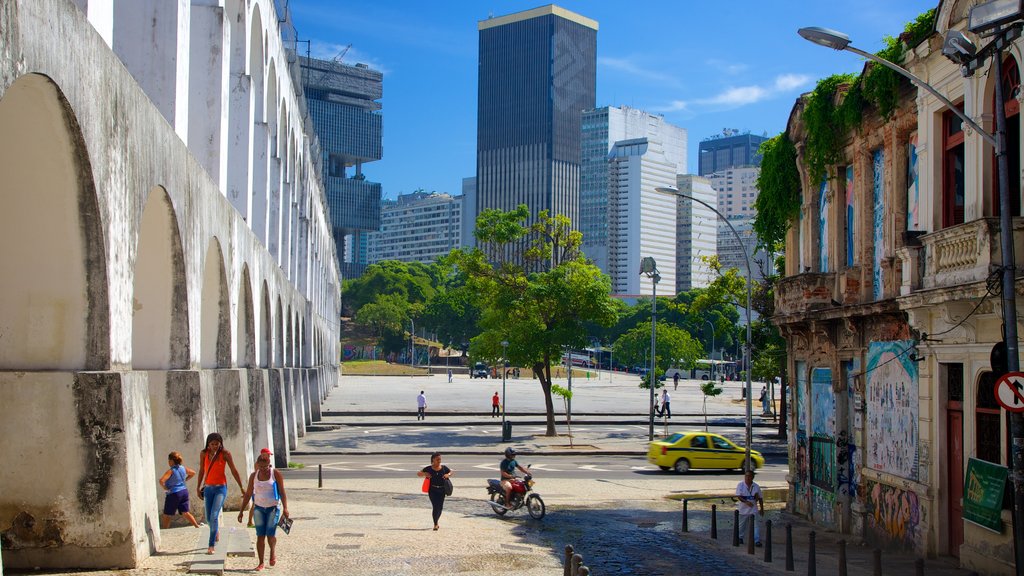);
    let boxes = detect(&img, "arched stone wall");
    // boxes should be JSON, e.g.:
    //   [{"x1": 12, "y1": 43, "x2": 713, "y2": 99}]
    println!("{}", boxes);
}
[{"x1": 200, "y1": 238, "x2": 230, "y2": 369}]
